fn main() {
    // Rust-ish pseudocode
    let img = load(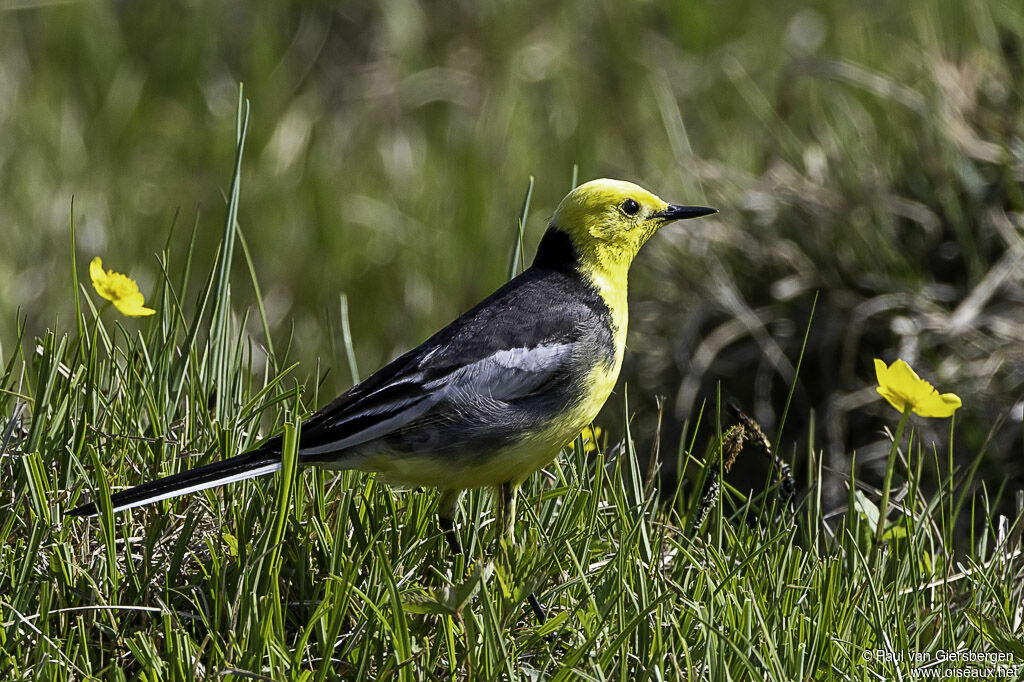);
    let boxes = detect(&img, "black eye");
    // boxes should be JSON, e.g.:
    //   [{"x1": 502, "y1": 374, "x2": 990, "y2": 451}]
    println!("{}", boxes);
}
[{"x1": 621, "y1": 199, "x2": 640, "y2": 216}]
